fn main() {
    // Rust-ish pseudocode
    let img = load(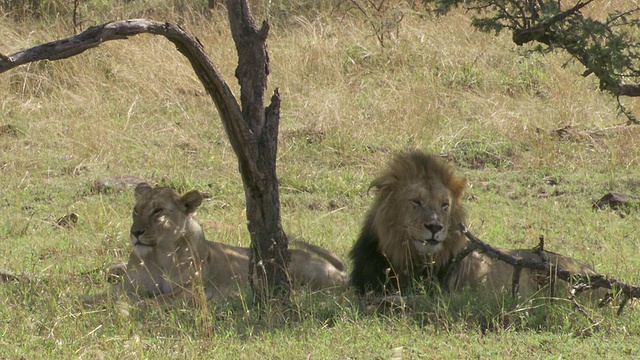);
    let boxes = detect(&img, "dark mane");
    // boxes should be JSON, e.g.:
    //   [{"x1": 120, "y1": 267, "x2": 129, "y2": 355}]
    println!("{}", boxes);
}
[
  {"x1": 348, "y1": 150, "x2": 467, "y2": 295},
  {"x1": 349, "y1": 210, "x2": 434, "y2": 295}
]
